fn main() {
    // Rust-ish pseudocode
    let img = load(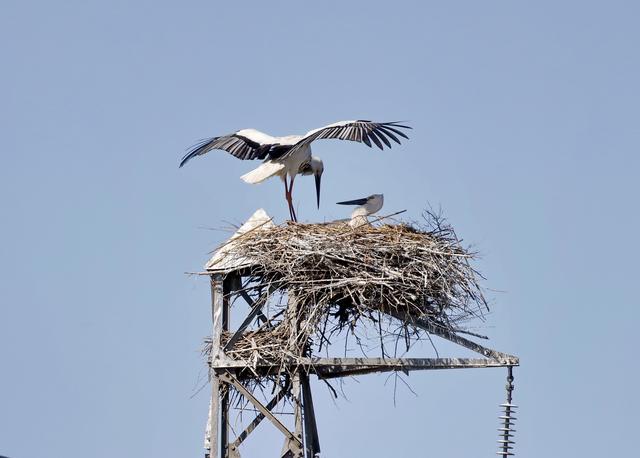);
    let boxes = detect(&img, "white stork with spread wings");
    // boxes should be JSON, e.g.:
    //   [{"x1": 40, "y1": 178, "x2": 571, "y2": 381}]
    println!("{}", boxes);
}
[{"x1": 179, "y1": 120, "x2": 411, "y2": 221}]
